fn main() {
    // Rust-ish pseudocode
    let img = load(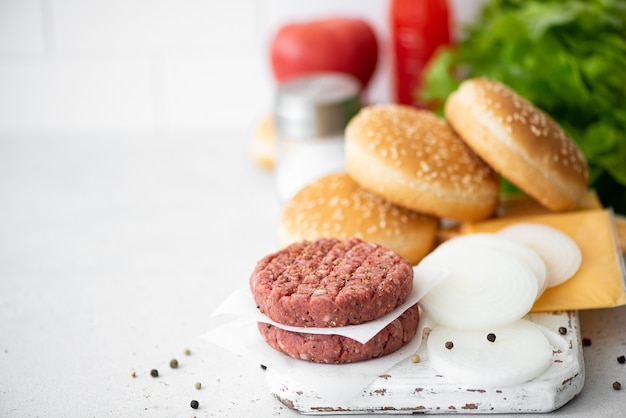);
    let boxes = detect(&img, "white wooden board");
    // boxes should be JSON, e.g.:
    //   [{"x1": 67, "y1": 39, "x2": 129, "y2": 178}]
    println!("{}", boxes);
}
[{"x1": 266, "y1": 311, "x2": 584, "y2": 414}]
